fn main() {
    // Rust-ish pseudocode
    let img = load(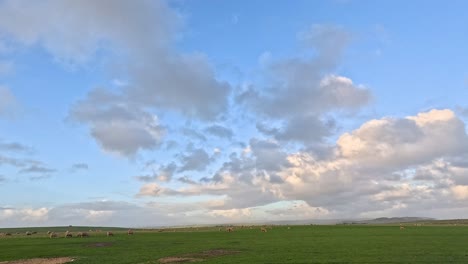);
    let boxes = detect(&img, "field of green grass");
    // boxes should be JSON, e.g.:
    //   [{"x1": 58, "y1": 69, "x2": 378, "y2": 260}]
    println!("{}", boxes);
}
[{"x1": 1, "y1": 225, "x2": 468, "y2": 263}]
